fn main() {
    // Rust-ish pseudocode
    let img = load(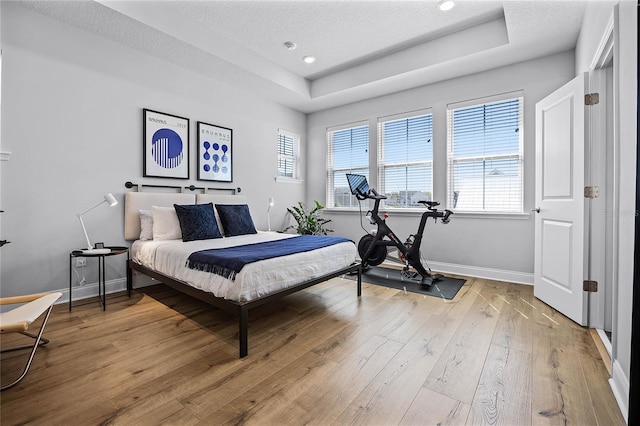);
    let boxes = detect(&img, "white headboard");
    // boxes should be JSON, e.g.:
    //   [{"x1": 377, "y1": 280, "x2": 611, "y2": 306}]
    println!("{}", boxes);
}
[{"x1": 124, "y1": 191, "x2": 247, "y2": 240}]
